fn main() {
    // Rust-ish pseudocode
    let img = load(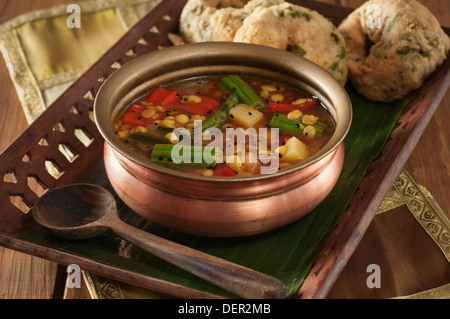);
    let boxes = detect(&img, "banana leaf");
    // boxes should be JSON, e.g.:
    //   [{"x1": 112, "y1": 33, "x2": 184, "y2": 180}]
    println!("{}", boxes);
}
[{"x1": 22, "y1": 83, "x2": 406, "y2": 298}]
